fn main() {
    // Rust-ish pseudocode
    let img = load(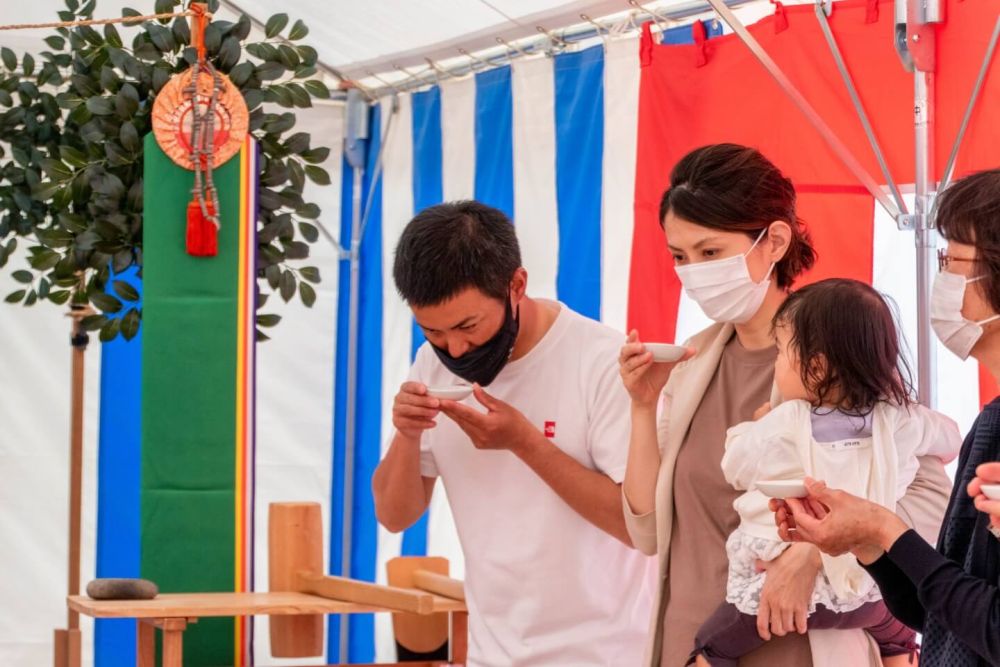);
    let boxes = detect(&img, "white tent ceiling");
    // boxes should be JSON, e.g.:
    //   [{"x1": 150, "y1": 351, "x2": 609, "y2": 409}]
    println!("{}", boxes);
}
[
  {"x1": 224, "y1": 0, "x2": 642, "y2": 76},
  {"x1": 1, "y1": 0, "x2": 761, "y2": 93}
]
